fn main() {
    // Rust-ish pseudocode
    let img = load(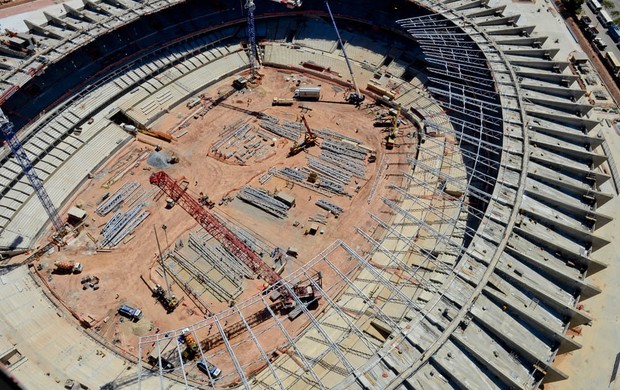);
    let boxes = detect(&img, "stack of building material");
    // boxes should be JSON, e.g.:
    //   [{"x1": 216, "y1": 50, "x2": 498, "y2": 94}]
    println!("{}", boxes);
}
[
  {"x1": 315, "y1": 128, "x2": 364, "y2": 144},
  {"x1": 100, "y1": 203, "x2": 150, "y2": 247},
  {"x1": 236, "y1": 186, "x2": 290, "y2": 218},
  {"x1": 321, "y1": 139, "x2": 368, "y2": 160},
  {"x1": 96, "y1": 181, "x2": 141, "y2": 216},
  {"x1": 307, "y1": 157, "x2": 352, "y2": 184},
  {"x1": 315, "y1": 199, "x2": 344, "y2": 217},
  {"x1": 318, "y1": 149, "x2": 367, "y2": 178},
  {"x1": 259, "y1": 120, "x2": 302, "y2": 141}
]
